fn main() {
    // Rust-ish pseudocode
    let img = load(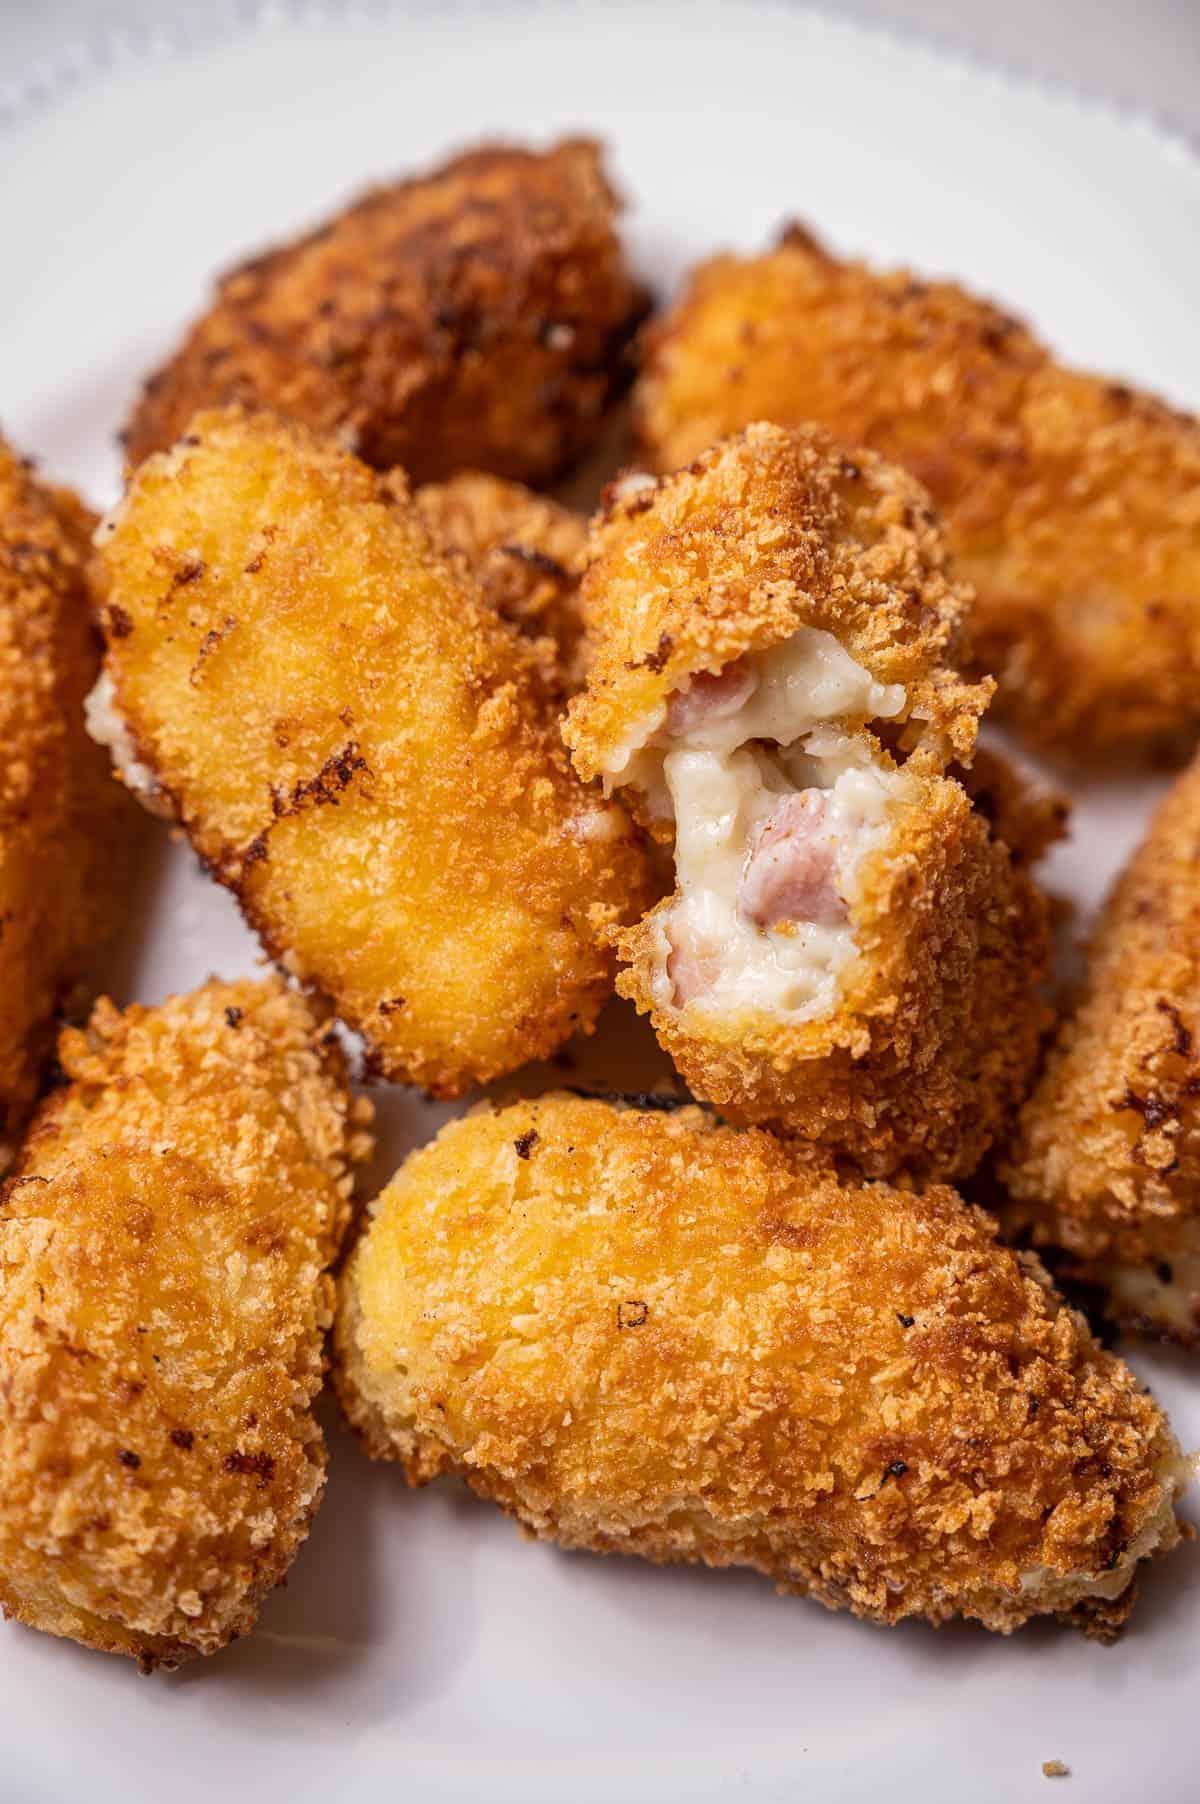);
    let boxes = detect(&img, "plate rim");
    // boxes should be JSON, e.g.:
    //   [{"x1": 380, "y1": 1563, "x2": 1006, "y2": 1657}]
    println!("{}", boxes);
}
[{"x1": 2, "y1": 0, "x2": 1197, "y2": 171}]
